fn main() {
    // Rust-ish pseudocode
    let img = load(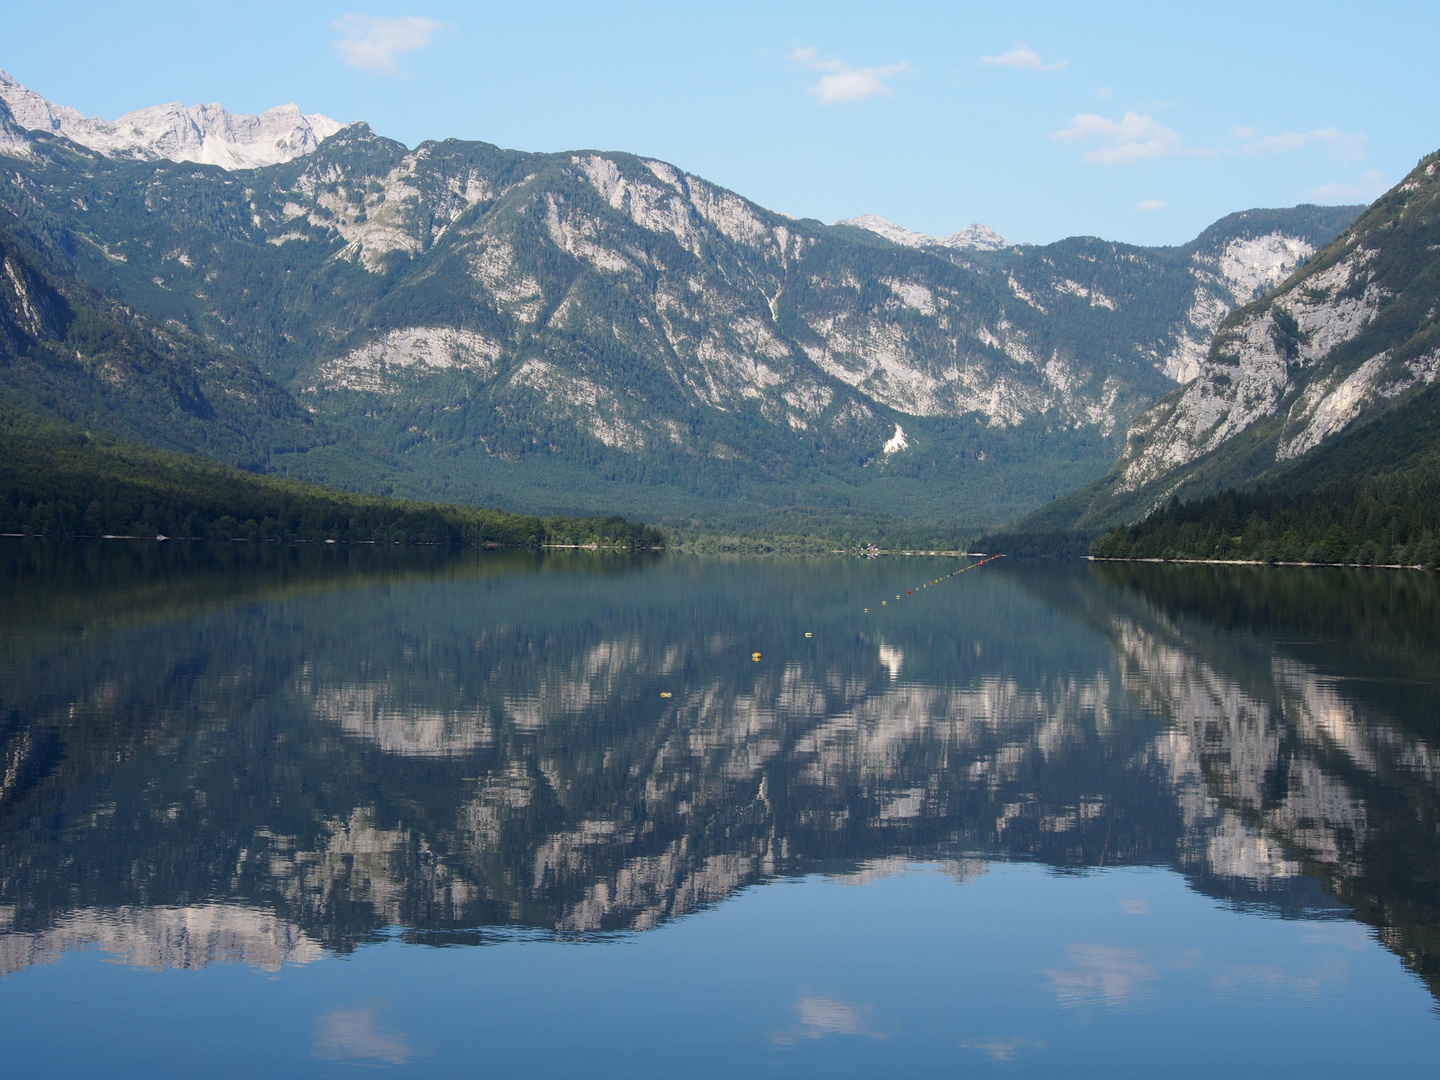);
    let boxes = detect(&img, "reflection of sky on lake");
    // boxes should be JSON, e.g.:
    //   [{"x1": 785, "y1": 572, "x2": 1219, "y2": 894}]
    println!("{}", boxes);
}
[
  {"x1": 1, "y1": 544, "x2": 1439, "y2": 1074},
  {"x1": 4, "y1": 865, "x2": 1434, "y2": 1077}
]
